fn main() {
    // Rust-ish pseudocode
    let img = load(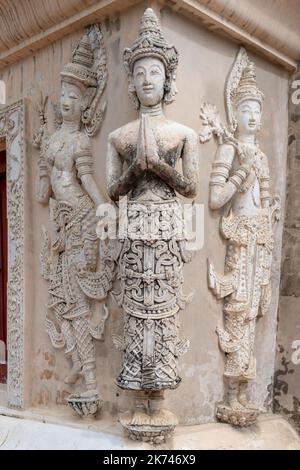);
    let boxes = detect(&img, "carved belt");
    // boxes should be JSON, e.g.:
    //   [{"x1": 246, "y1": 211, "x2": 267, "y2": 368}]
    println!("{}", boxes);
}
[
  {"x1": 123, "y1": 268, "x2": 175, "y2": 283},
  {"x1": 221, "y1": 210, "x2": 272, "y2": 246},
  {"x1": 123, "y1": 299, "x2": 179, "y2": 320}
]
